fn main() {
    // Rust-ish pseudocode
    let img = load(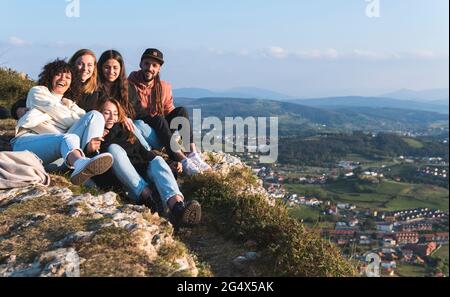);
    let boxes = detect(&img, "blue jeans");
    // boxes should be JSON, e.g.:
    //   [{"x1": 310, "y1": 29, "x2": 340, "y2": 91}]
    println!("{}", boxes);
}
[
  {"x1": 133, "y1": 120, "x2": 162, "y2": 150},
  {"x1": 12, "y1": 133, "x2": 81, "y2": 166},
  {"x1": 46, "y1": 116, "x2": 147, "y2": 172},
  {"x1": 12, "y1": 111, "x2": 105, "y2": 167},
  {"x1": 67, "y1": 110, "x2": 106, "y2": 150},
  {"x1": 107, "y1": 144, "x2": 182, "y2": 209}
]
